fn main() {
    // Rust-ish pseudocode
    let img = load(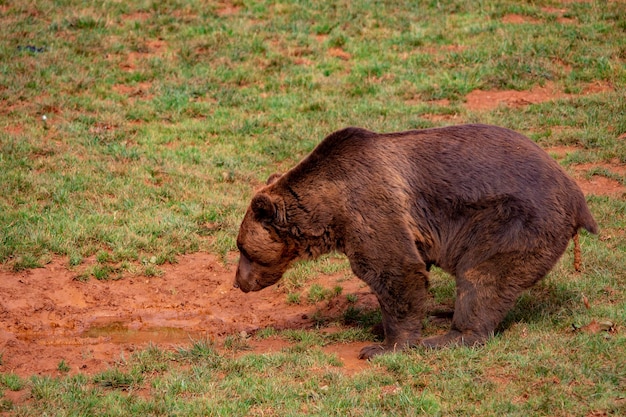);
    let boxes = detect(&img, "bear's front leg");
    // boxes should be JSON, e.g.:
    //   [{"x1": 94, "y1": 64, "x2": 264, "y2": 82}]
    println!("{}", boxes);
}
[
  {"x1": 356, "y1": 264, "x2": 429, "y2": 360},
  {"x1": 358, "y1": 300, "x2": 425, "y2": 359}
]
